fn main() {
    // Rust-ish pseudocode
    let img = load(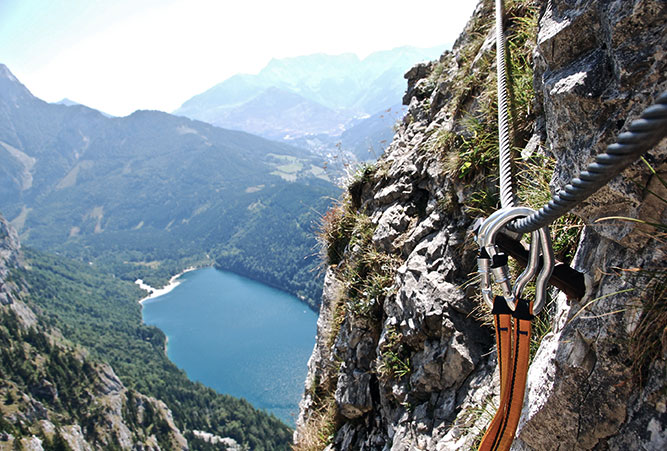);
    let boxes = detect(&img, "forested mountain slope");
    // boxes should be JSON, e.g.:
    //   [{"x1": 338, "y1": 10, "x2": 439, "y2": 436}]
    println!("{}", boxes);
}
[
  {"x1": 0, "y1": 214, "x2": 189, "y2": 450},
  {"x1": 0, "y1": 64, "x2": 338, "y2": 307},
  {"x1": 0, "y1": 213, "x2": 293, "y2": 449}
]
